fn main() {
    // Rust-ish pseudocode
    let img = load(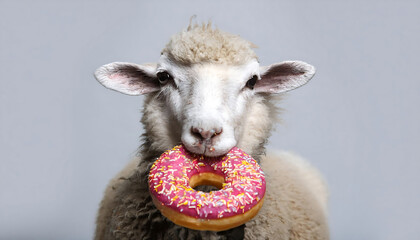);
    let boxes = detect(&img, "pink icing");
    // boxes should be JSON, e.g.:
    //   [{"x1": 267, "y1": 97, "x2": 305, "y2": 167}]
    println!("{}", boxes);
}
[{"x1": 148, "y1": 145, "x2": 266, "y2": 219}]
